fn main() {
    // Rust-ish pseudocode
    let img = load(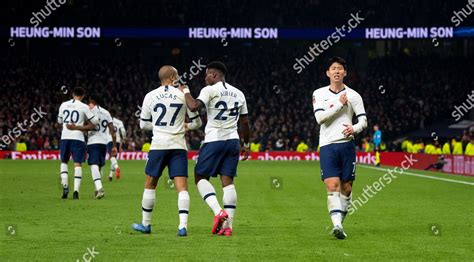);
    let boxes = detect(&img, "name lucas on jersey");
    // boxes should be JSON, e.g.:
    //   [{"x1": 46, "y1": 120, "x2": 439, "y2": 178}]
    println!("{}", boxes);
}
[{"x1": 156, "y1": 93, "x2": 178, "y2": 100}]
